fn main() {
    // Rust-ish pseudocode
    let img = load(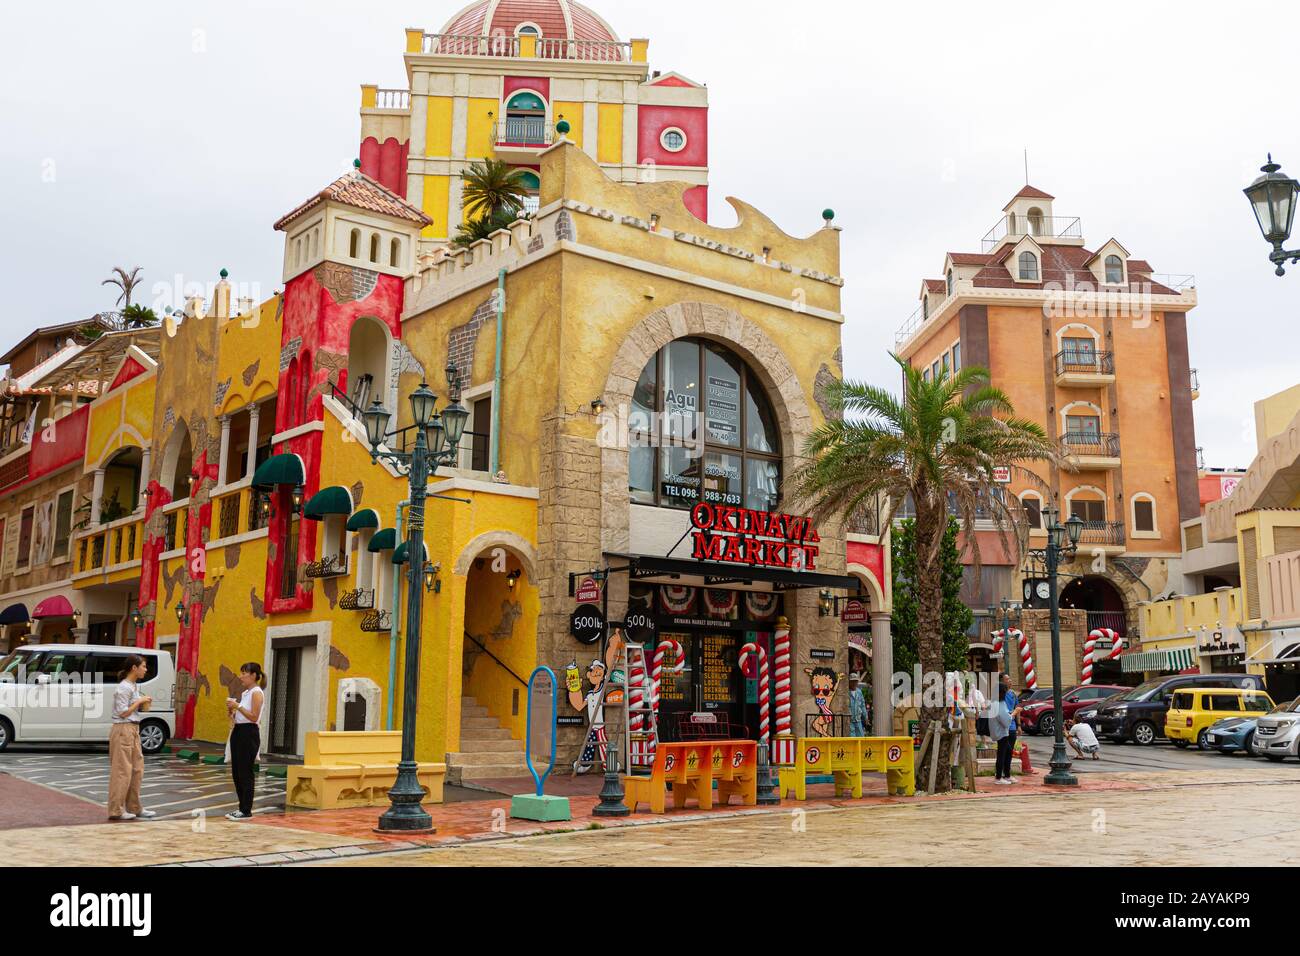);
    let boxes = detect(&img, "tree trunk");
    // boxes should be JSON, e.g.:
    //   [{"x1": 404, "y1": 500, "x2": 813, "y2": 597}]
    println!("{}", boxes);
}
[{"x1": 914, "y1": 504, "x2": 952, "y2": 792}]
